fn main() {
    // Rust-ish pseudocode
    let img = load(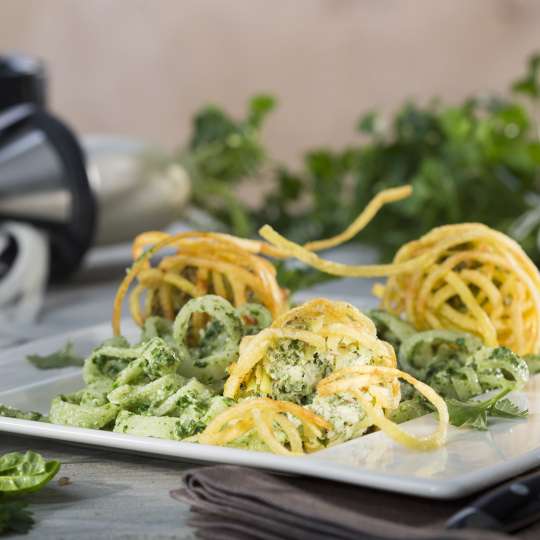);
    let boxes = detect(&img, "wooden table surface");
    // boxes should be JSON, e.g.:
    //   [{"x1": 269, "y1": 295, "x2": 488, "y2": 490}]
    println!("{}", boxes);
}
[{"x1": 1, "y1": 434, "x2": 196, "y2": 540}]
